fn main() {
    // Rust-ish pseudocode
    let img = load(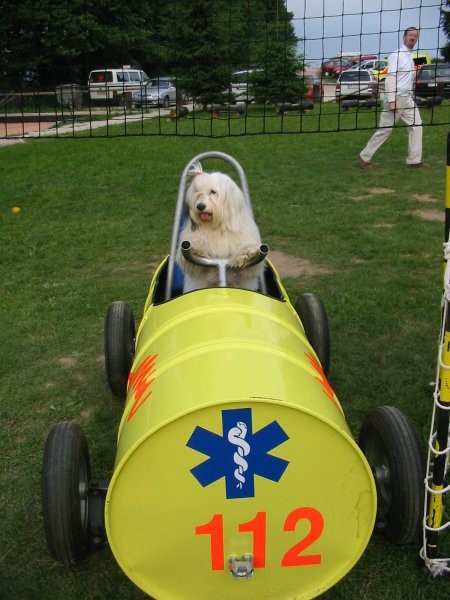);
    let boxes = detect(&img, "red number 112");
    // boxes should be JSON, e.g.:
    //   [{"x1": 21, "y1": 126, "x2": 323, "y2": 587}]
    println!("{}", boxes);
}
[{"x1": 195, "y1": 507, "x2": 324, "y2": 571}]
